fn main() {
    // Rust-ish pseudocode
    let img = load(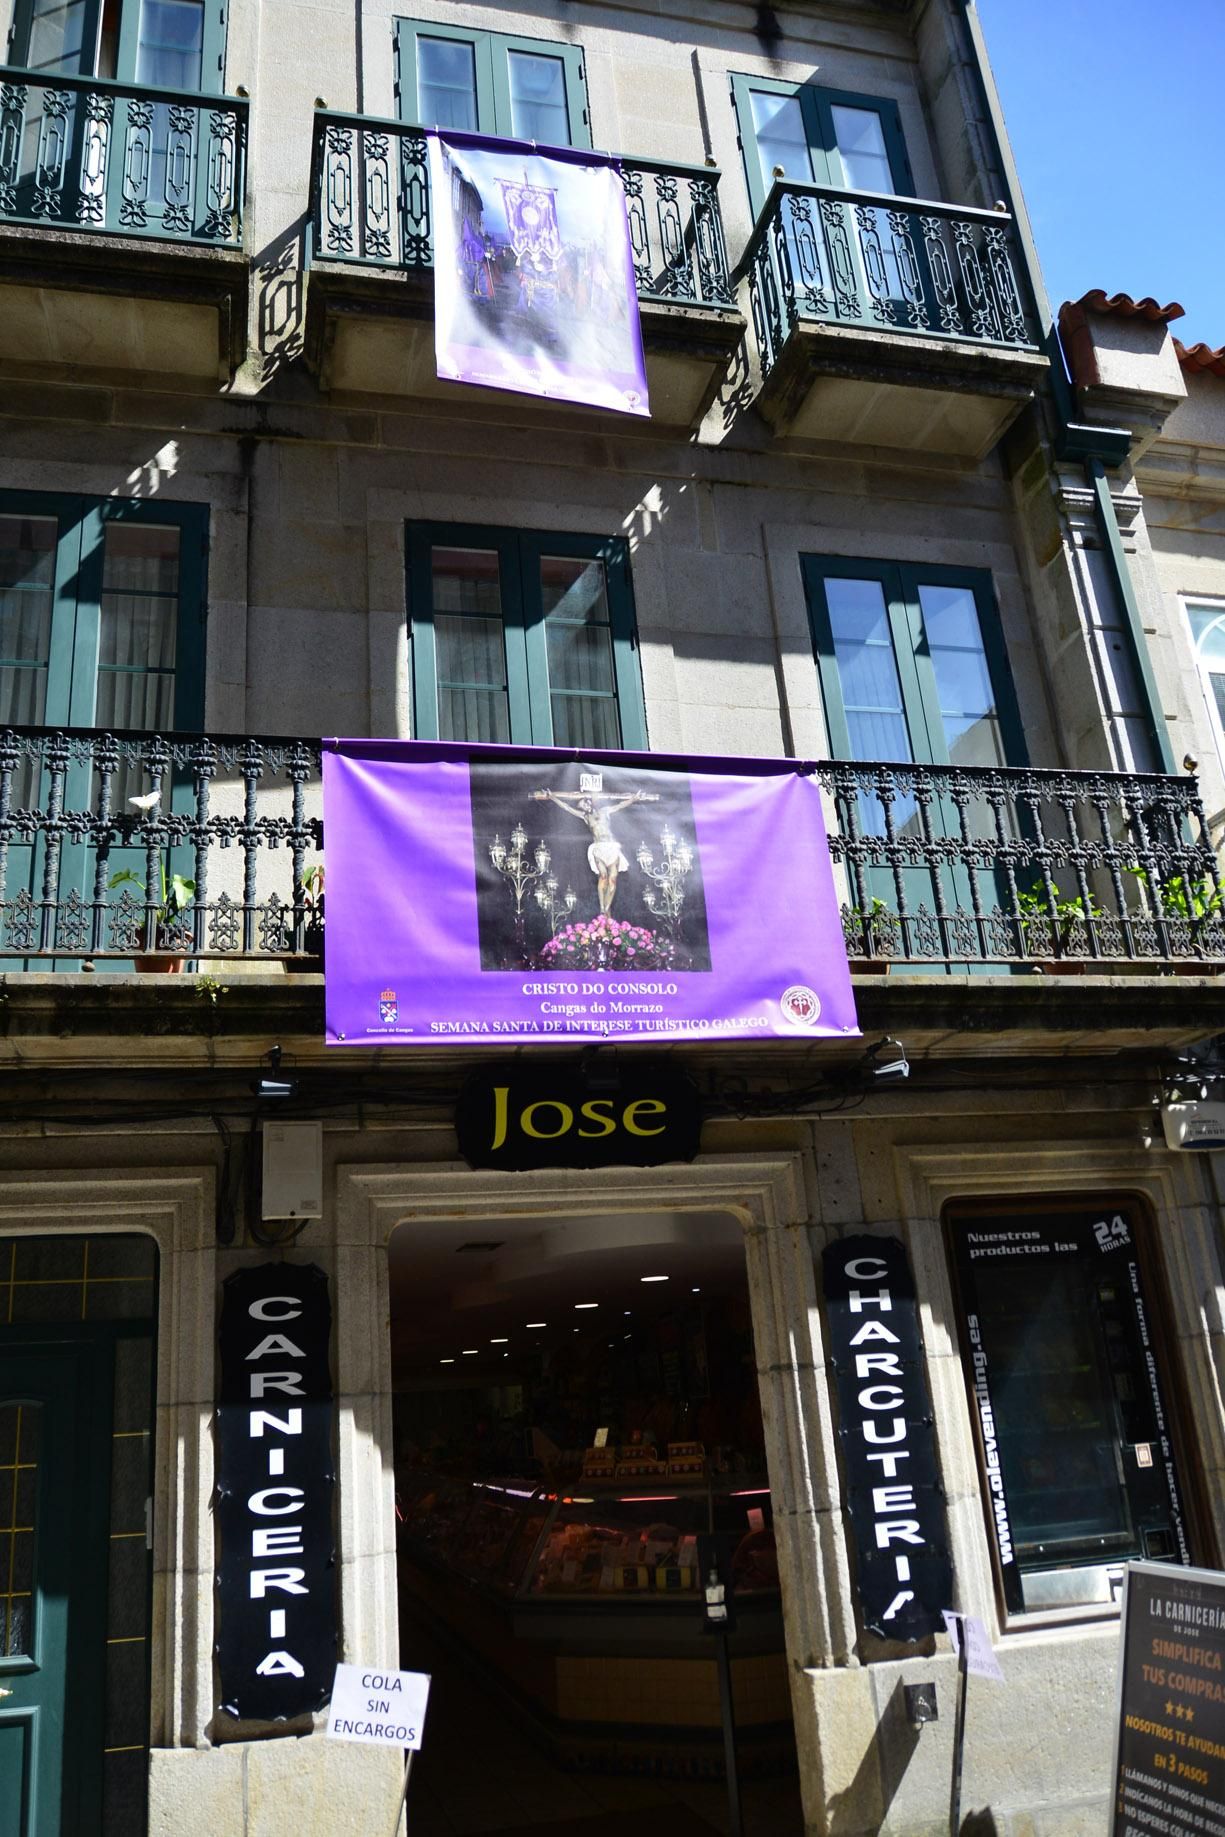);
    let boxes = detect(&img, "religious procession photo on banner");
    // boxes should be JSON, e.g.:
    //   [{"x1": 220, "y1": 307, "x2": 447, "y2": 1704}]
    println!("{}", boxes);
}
[
  {"x1": 469, "y1": 761, "x2": 712, "y2": 975},
  {"x1": 427, "y1": 132, "x2": 650, "y2": 416}
]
